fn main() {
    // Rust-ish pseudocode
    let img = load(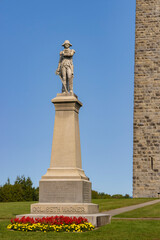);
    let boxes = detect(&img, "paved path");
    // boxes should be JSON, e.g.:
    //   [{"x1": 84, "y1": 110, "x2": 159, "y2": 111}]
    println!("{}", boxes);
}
[
  {"x1": 103, "y1": 199, "x2": 160, "y2": 216},
  {"x1": 112, "y1": 217, "x2": 160, "y2": 220}
]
